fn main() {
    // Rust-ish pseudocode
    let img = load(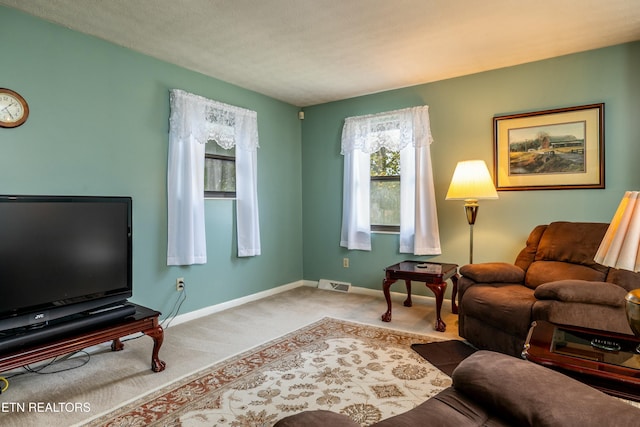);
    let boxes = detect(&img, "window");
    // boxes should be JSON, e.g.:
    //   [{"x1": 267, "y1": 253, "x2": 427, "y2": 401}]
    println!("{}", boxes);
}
[
  {"x1": 340, "y1": 105, "x2": 441, "y2": 255},
  {"x1": 205, "y1": 142, "x2": 236, "y2": 198},
  {"x1": 370, "y1": 147, "x2": 400, "y2": 232},
  {"x1": 167, "y1": 88, "x2": 261, "y2": 264}
]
